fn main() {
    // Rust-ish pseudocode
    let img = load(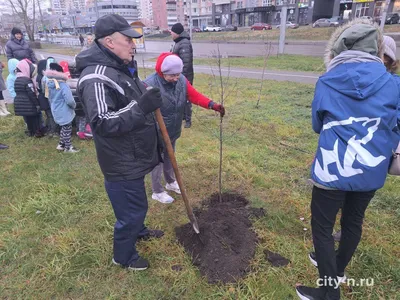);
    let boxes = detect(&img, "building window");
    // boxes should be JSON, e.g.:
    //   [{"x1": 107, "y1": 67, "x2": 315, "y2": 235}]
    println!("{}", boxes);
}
[
  {"x1": 355, "y1": 2, "x2": 370, "y2": 18},
  {"x1": 263, "y1": 0, "x2": 272, "y2": 6}
]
